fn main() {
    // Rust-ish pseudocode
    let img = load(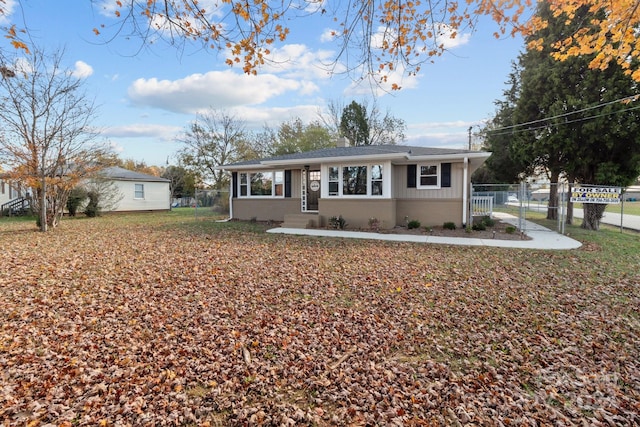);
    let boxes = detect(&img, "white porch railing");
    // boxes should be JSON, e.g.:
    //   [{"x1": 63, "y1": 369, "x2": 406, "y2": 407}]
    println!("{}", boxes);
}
[{"x1": 472, "y1": 196, "x2": 494, "y2": 217}]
